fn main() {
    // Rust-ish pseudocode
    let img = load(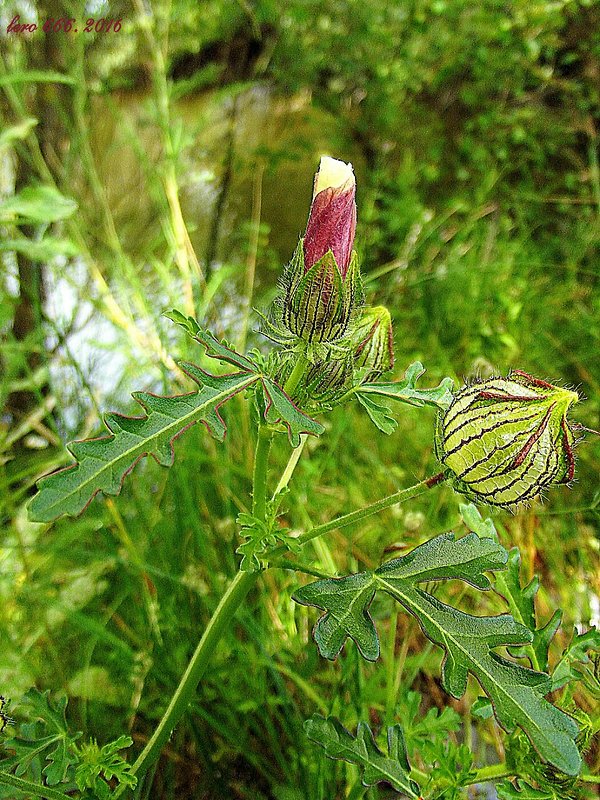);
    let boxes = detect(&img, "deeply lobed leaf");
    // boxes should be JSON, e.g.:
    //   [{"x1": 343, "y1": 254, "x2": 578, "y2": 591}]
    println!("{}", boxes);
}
[
  {"x1": 294, "y1": 571, "x2": 378, "y2": 660},
  {"x1": 493, "y1": 547, "x2": 562, "y2": 672},
  {"x1": 294, "y1": 531, "x2": 581, "y2": 775},
  {"x1": 29, "y1": 316, "x2": 325, "y2": 522},
  {"x1": 28, "y1": 366, "x2": 259, "y2": 522},
  {"x1": 551, "y1": 627, "x2": 600, "y2": 691},
  {"x1": 165, "y1": 310, "x2": 325, "y2": 445},
  {"x1": 261, "y1": 377, "x2": 324, "y2": 446},
  {"x1": 358, "y1": 361, "x2": 454, "y2": 410},
  {"x1": 356, "y1": 361, "x2": 454, "y2": 433},
  {"x1": 304, "y1": 715, "x2": 420, "y2": 798},
  {"x1": 0, "y1": 689, "x2": 78, "y2": 788}
]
